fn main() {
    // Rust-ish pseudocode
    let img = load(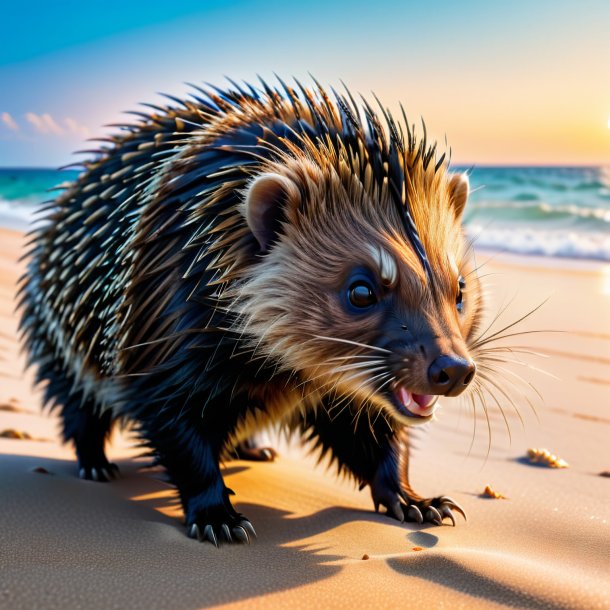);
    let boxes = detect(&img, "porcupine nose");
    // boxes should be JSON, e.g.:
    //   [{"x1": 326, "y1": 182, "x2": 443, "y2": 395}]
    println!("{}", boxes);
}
[{"x1": 428, "y1": 355, "x2": 476, "y2": 397}]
